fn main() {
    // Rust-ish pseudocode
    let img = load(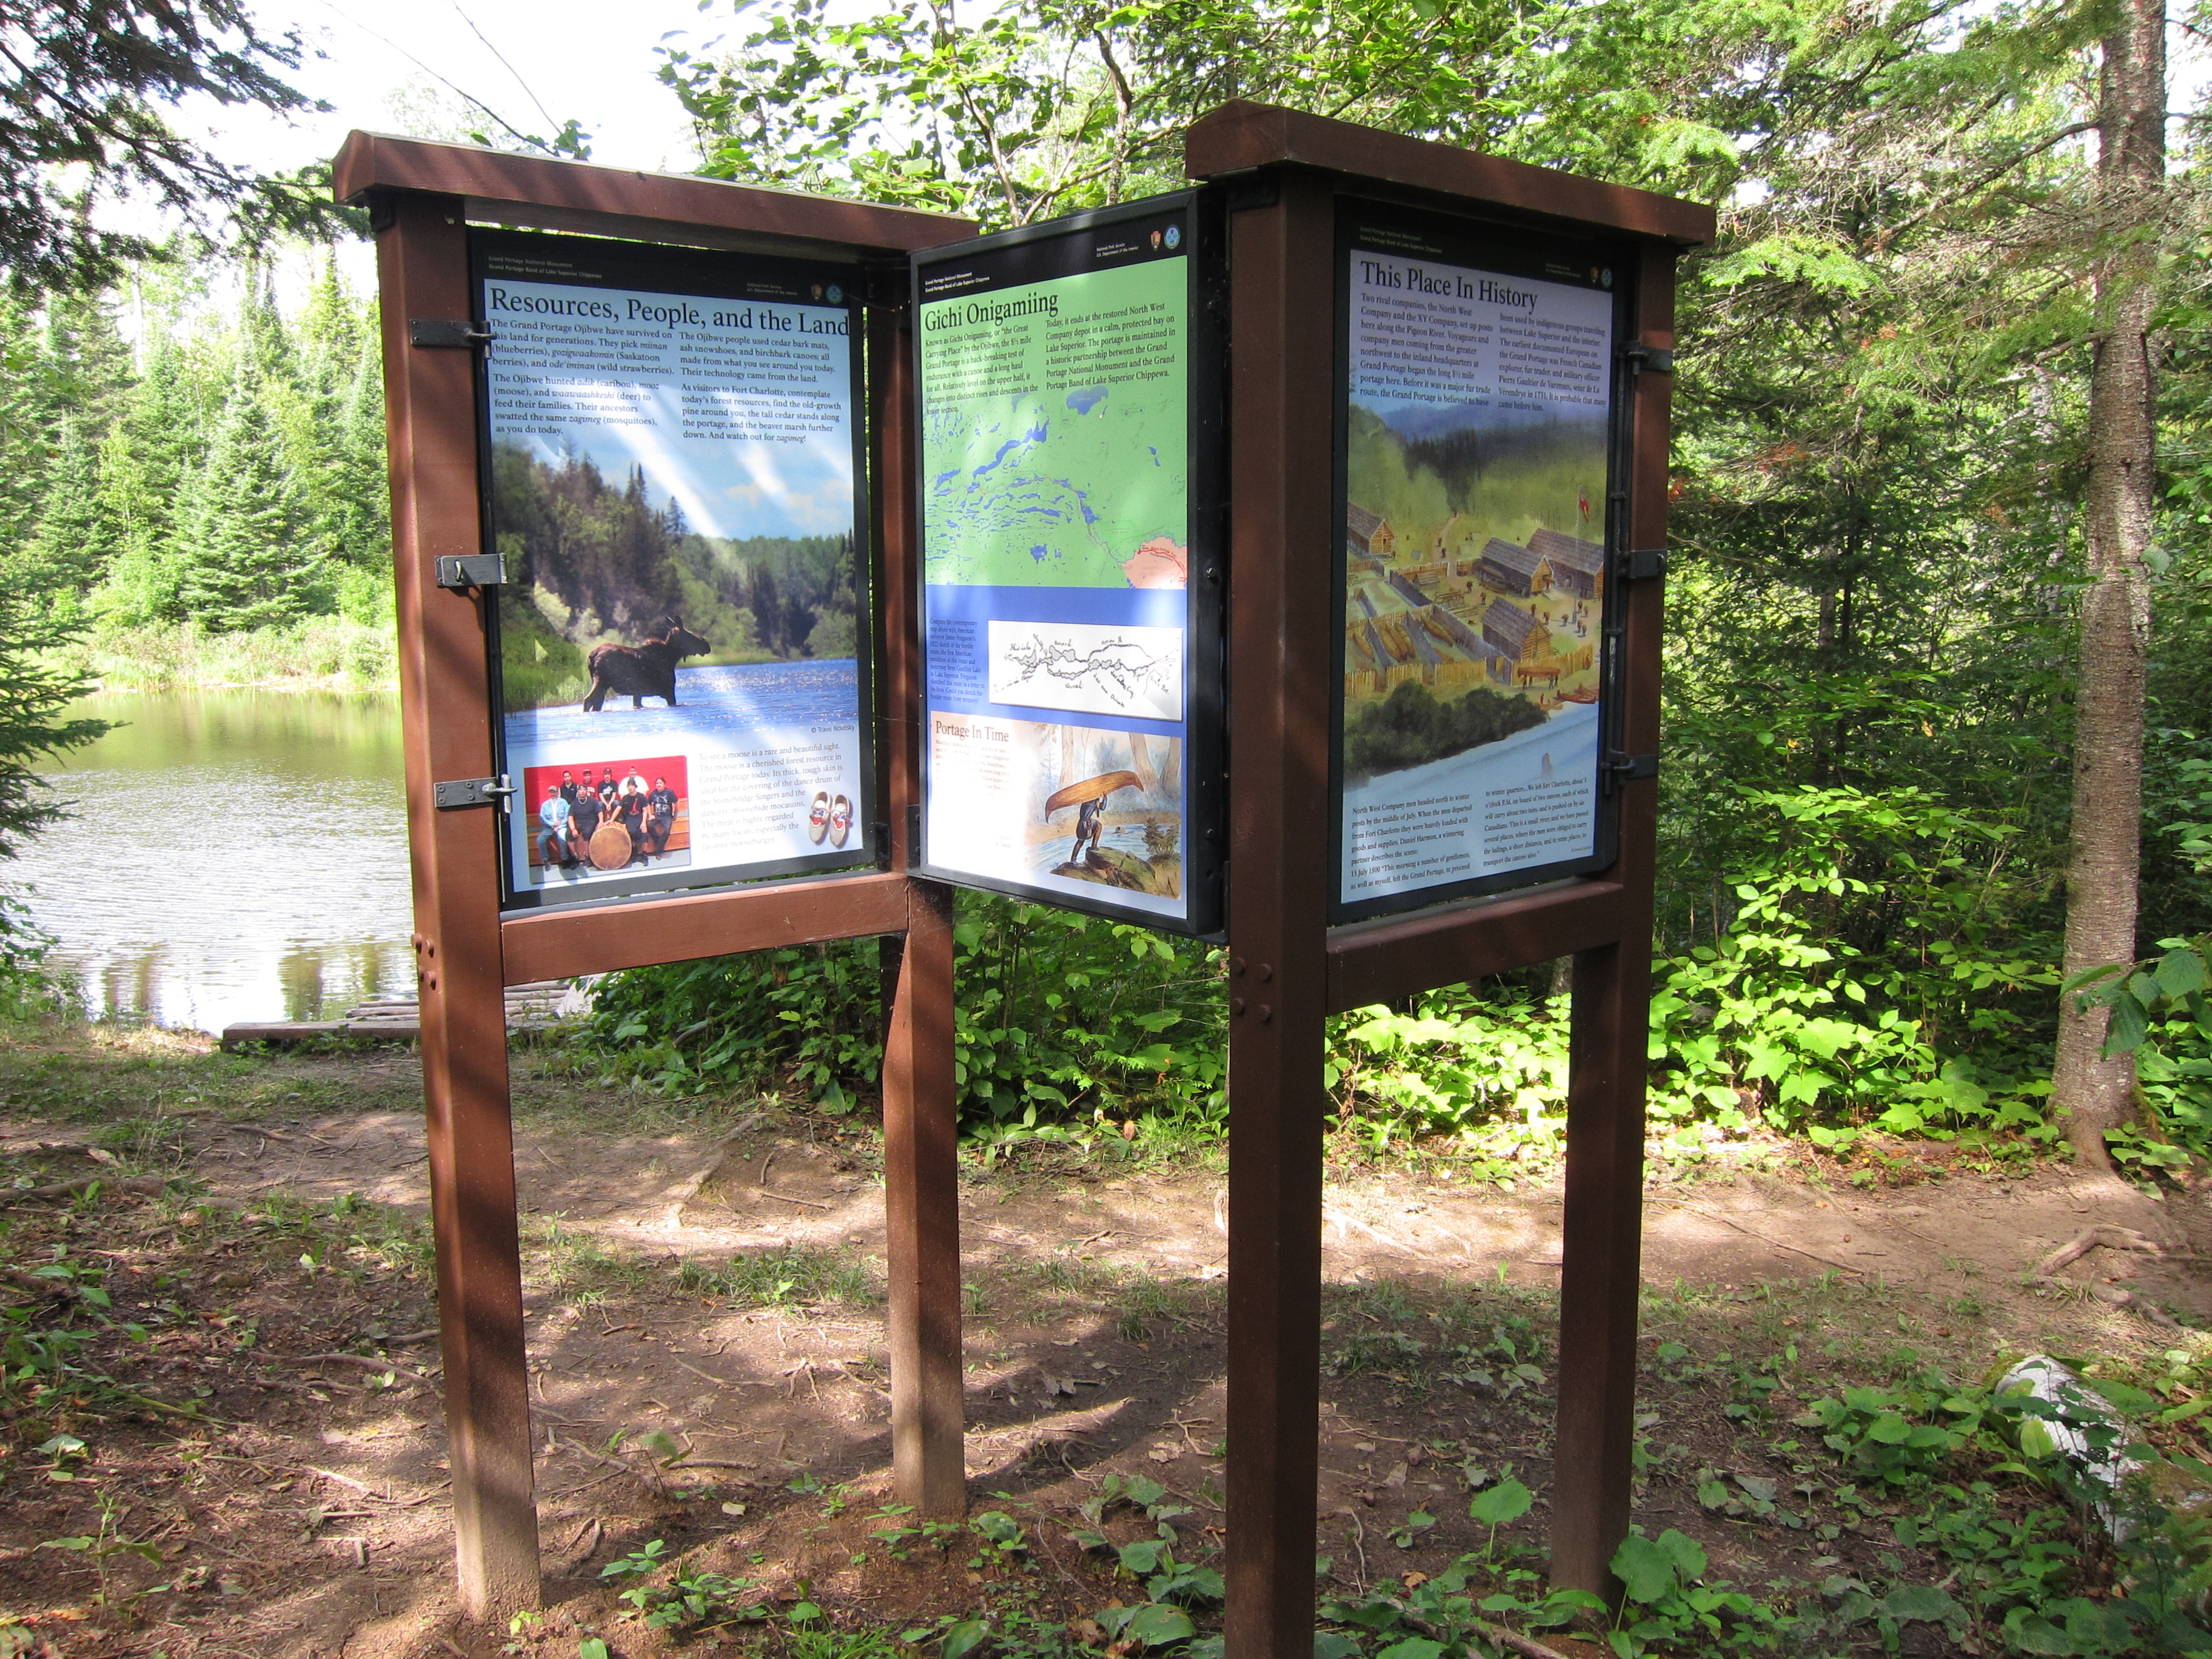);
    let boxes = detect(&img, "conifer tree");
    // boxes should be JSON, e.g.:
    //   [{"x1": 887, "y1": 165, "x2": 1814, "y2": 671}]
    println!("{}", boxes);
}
[
  {"x1": 176, "y1": 351, "x2": 316, "y2": 630},
  {"x1": 95, "y1": 334, "x2": 203, "y2": 625},
  {"x1": 20, "y1": 413, "x2": 117, "y2": 622},
  {"x1": 327, "y1": 341, "x2": 390, "y2": 576}
]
